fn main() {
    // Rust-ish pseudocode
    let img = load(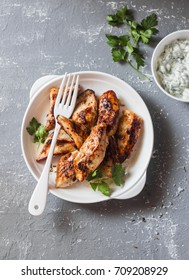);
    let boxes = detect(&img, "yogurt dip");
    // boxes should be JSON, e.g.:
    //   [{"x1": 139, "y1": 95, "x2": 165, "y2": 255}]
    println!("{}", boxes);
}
[{"x1": 157, "y1": 39, "x2": 189, "y2": 100}]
